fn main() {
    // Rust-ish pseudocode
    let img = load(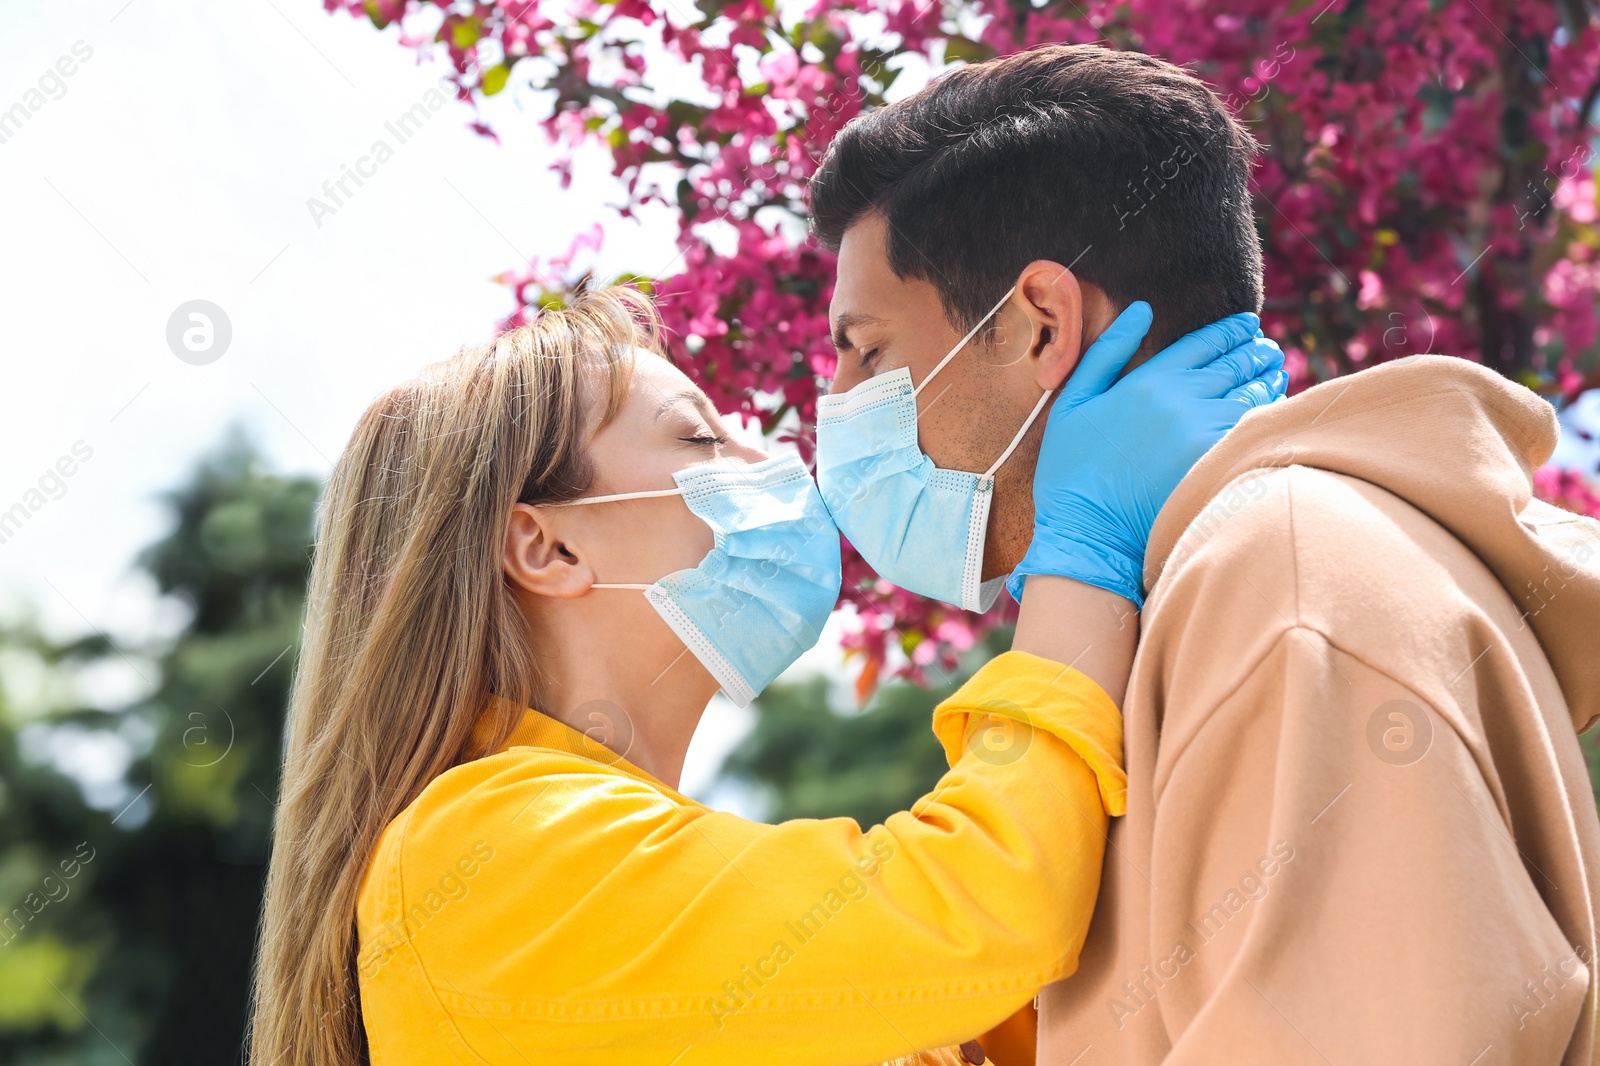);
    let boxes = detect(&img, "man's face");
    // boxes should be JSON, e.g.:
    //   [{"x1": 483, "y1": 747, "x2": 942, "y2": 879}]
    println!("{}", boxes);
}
[{"x1": 826, "y1": 213, "x2": 1054, "y2": 582}]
